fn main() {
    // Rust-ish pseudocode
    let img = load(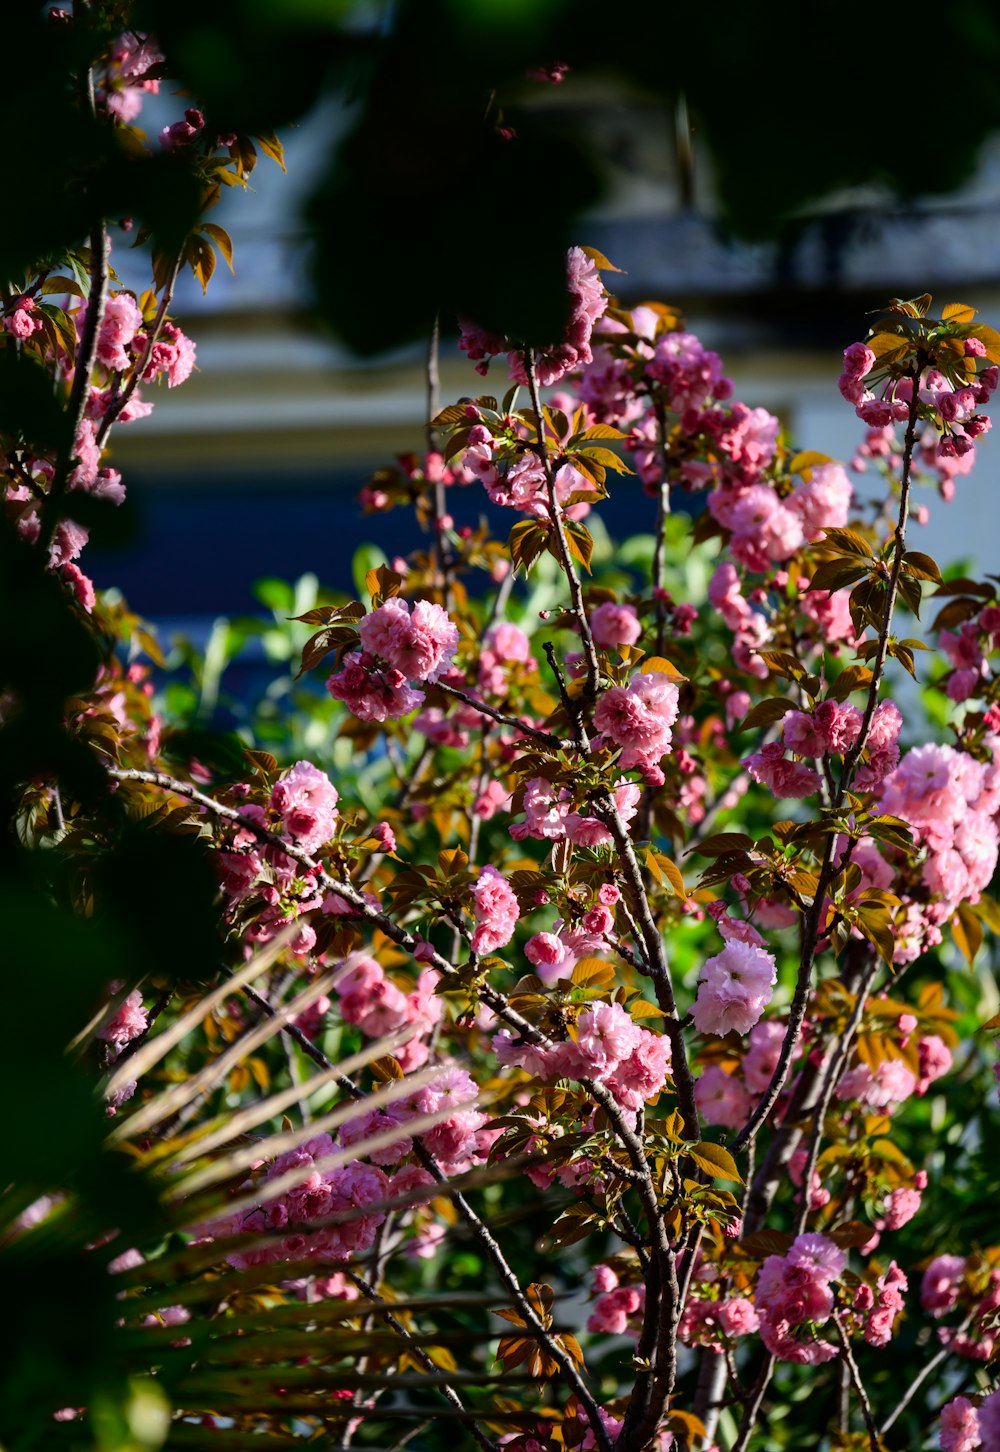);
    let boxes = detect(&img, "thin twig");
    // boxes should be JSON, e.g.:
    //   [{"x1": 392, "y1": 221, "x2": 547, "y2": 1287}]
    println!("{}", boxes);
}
[
  {"x1": 38, "y1": 226, "x2": 108, "y2": 558},
  {"x1": 94, "y1": 252, "x2": 184, "y2": 448},
  {"x1": 731, "y1": 1353, "x2": 775, "y2": 1452},
  {"x1": 833, "y1": 1310, "x2": 881, "y2": 1452},
  {"x1": 346, "y1": 1270, "x2": 499, "y2": 1452},
  {"x1": 106, "y1": 765, "x2": 548, "y2": 1051},
  {"x1": 524, "y1": 351, "x2": 602, "y2": 701},
  {"x1": 435, "y1": 680, "x2": 570, "y2": 750},
  {"x1": 880, "y1": 1312, "x2": 975, "y2": 1435}
]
